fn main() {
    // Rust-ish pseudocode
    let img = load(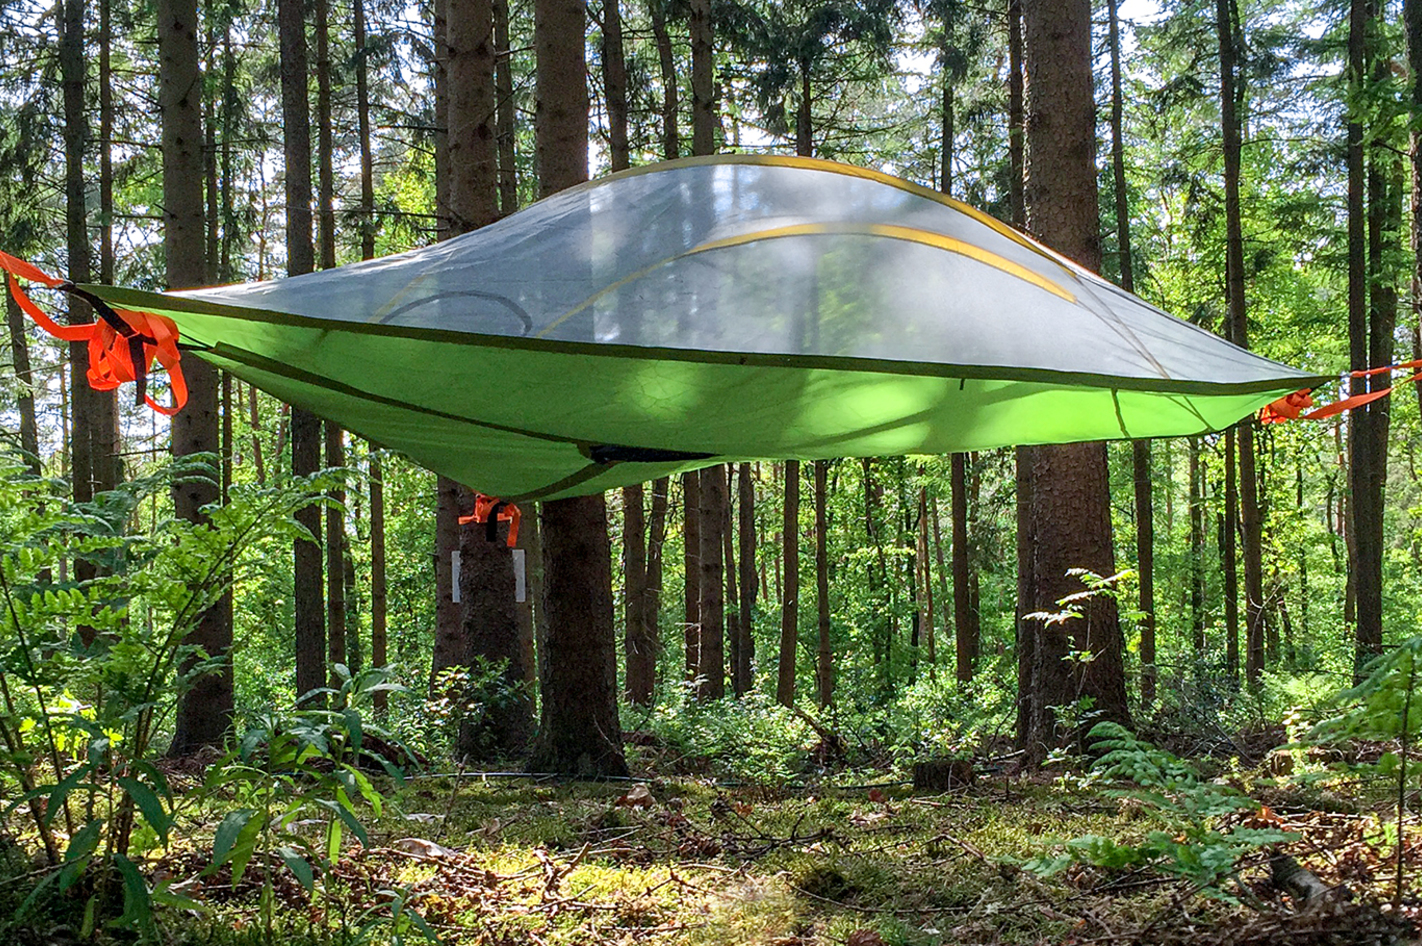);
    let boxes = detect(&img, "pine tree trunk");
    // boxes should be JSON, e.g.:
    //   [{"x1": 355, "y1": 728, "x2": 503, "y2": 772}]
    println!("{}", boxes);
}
[
  {"x1": 325, "y1": 423, "x2": 347, "y2": 680},
  {"x1": 315, "y1": 0, "x2": 337, "y2": 270},
  {"x1": 370, "y1": 452, "x2": 388, "y2": 711},
  {"x1": 1217, "y1": 0, "x2": 1265, "y2": 686},
  {"x1": 1019, "y1": 0, "x2": 1131, "y2": 761},
  {"x1": 916, "y1": 484, "x2": 935, "y2": 669},
  {"x1": 650, "y1": 0, "x2": 680, "y2": 160},
  {"x1": 624, "y1": 483, "x2": 652, "y2": 704},
  {"x1": 529, "y1": 0, "x2": 626, "y2": 775},
  {"x1": 7, "y1": 296, "x2": 39, "y2": 473},
  {"x1": 815, "y1": 460, "x2": 832, "y2": 706},
  {"x1": 736, "y1": 463, "x2": 756, "y2": 694},
  {"x1": 683, "y1": 471, "x2": 701, "y2": 681},
  {"x1": 355, "y1": 0, "x2": 375, "y2": 259},
  {"x1": 278, "y1": 0, "x2": 324, "y2": 705},
  {"x1": 690, "y1": 0, "x2": 714, "y2": 156},
  {"x1": 1224, "y1": 426, "x2": 1240, "y2": 676},
  {"x1": 1189, "y1": 437, "x2": 1205, "y2": 654},
  {"x1": 777, "y1": 460, "x2": 800, "y2": 705},
  {"x1": 698, "y1": 466, "x2": 727, "y2": 699},
  {"x1": 494, "y1": 0, "x2": 517, "y2": 214},
  {"x1": 1411, "y1": 0, "x2": 1422, "y2": 429},
  {"x1": 163, "y1": 0, "x2": 232, "y2": 752},
  {"x1": 952, "y1": 453, "x2": 975, "y2": 683}
]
